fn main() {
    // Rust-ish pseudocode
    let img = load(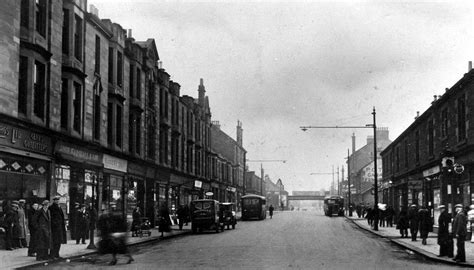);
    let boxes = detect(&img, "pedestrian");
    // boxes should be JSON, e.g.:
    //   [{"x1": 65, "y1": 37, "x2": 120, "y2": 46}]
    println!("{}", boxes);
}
[
  {"x1": 159, "y1": 203, "x2": 170, "y2": 237},
  {"x1": 396, "y1": 206, "x2": 409, "y2": 238},
  {"x1": 378, "y1": 204, "x2": 386, "y2": 227},
  {"x1": 452, "y1": 204, "x2": 467, "y2": 263},
  {"x1": 467, "y1": 205, "x2": 474, "y2": 243},
  {"x1": 97, "y1": 207, "x2": 134, "y2": 265},
  {"x1": 366, "y1": 207, "x2": 374, "y2": 226},
  {"x1": 11, "y1": 202, "x2": 22, "y2": 249},
  {"x1": 70, "y1": 202, "x2": 80, "y2": 240},
  {"x1": 132, "y1": 206, "x2": 142, "y2": 236},
  {"x1": 269, "y1": 205, "x2": 274, "y2": 219},
  {"x1": 75, "y1": 204, "x2": 89, "y2": 244},
  {"x1": 418, "y1": 205, "x2": 432, "y2": 245},
  {"x1": 183, "y1": 204, "x2": 190, "y2": 226},
  {"x1": 18, "y1": 199, "x2": 28, "y2": 248},
  {"x1": 86, "y1": 202, "x2": 97, "y2": 244},
  {"x1": 437, "y1": 205, "x2": 453, "y2": 258},
  {"x1": 49, "y1": 196, "x2": 66, "y2": 260},
  {"x1": 356, "y1": 204, "x2": 362, "y2": 218},
  {"x1": 27, "y1": 202, "x2": 40, "y2": 257},
  {"x1": 176, "y1": 205, "x2": 186, "y2": 230},
  {"x1": 4, "y1": 200, "x2": 16, "y2": 250},
  {"x1": 34, "y1": 200, "x2": 52, "y2": 261},
  {"x1": 386, "y1": 206, "x2": 395, "y2": 227},
  {"x1": 408, "y1": 204, "x2": 419, "y2": 241}
]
